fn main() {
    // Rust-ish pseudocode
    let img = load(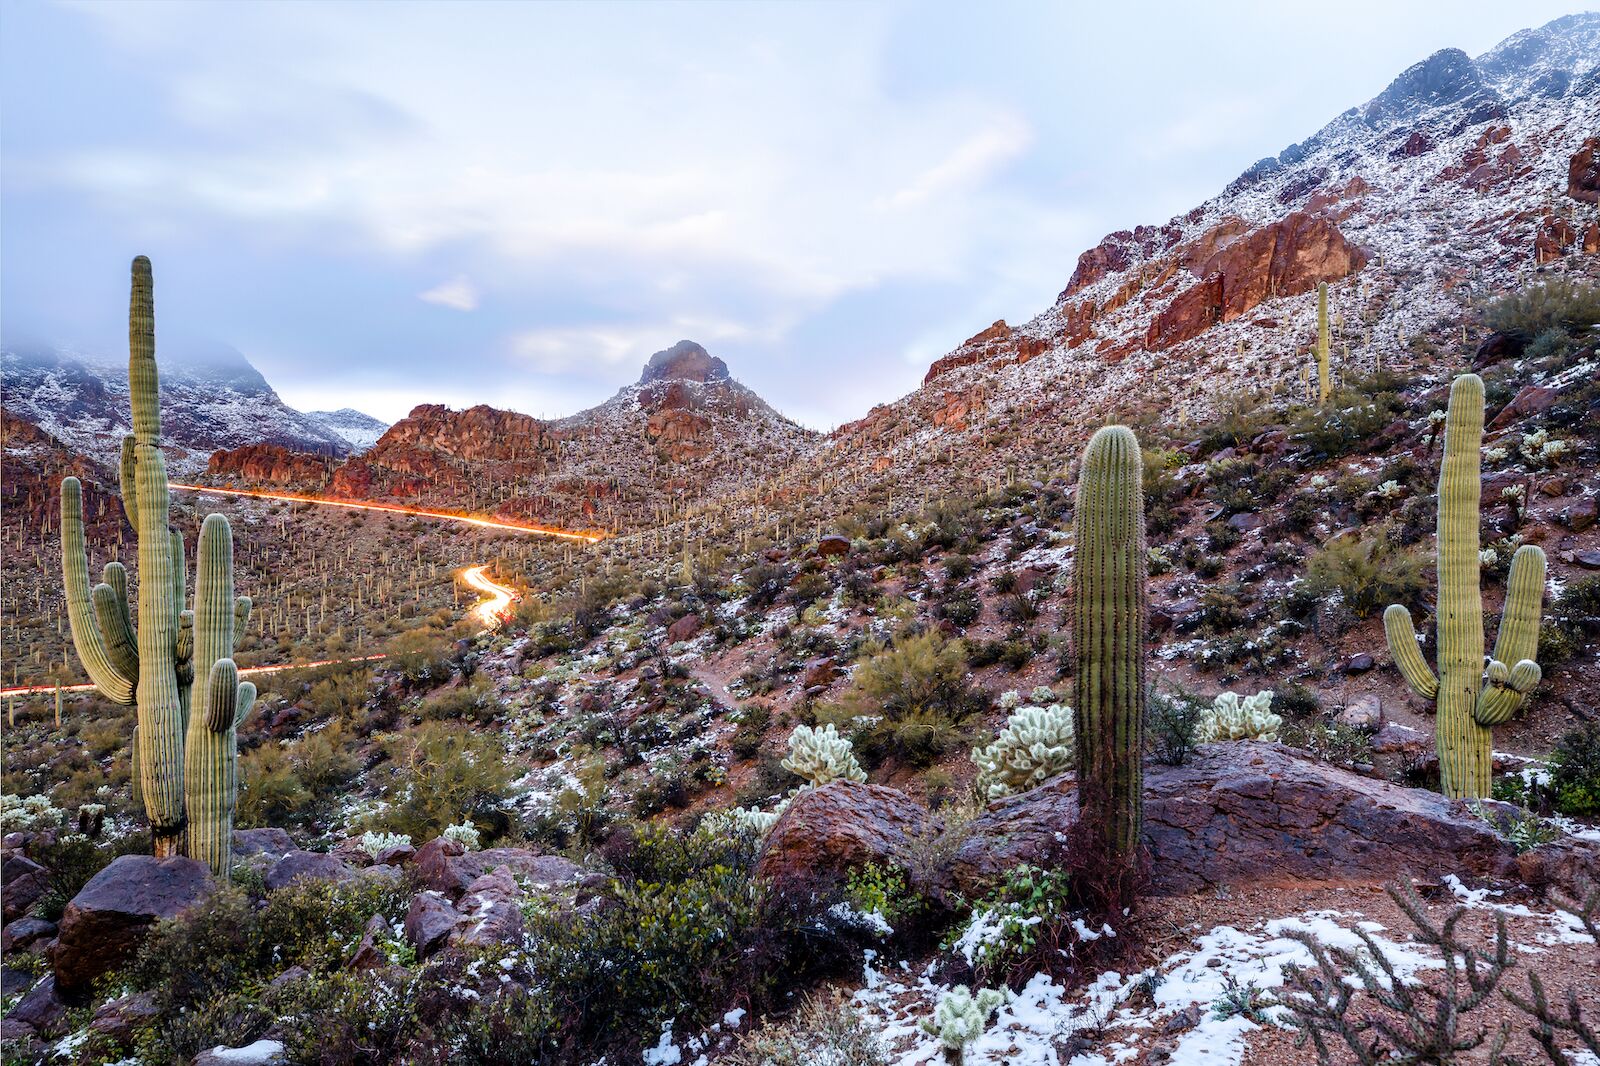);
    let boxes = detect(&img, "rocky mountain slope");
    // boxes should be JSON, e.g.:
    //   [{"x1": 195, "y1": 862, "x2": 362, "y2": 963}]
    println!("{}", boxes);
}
[
  {"x1": 210, "y1": 340, "x2": 818, "y2": 531},
  {"x1": 0, "y1": 343, "x2": 375, "y2": 475},
  {"x1": 303, "y1": 408, "x2": 388, "y2": 454},
  {"x1": 808, "y1": 13, "x2": 1599, "y2": 501}
]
